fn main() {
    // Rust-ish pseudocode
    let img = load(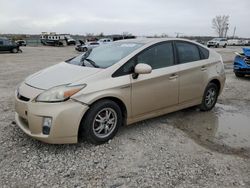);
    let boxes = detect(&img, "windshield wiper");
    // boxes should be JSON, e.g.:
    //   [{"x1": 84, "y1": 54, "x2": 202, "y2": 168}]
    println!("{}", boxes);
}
[{"x1": 85, "y1": 58, "x2": 100, "y2": 68}]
